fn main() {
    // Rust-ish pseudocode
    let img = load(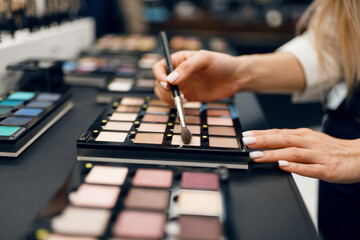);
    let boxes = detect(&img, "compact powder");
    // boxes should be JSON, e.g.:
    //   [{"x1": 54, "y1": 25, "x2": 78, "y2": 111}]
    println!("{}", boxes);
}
[
  {"x1": 149, "y1": 99, "x2": 168, "y2": 107},
  {"x1": 8, "y1": 92, "x2": 35, "y2": 100},
  {"x1": 206, "y1": 102, "x2": 228, "y2": 109},
  {"x1": 138, "y1": 123, "x2": 166, "y2": 132},
  {"x1": 136, "y1": 78, "x2": 155, "y2": 88},
  {"x1": 95, "y1": 132, "x2": 127, "y2": 142},
  {"x1": 133, "y1": 169, "x2": 173, "y2": 188},
  {"x1": 124, "y1": 188, "x2": 169, "y2": 211},
  {"x1": 26, "y1": 101, "x2": 52, "y2": 108},
  {"x1": 181, "y1": 172, "x2": 219, "y2": 190},
  {"x1": 103, "y1": 121, "x2": 133, "y2": 131},
  {"x1": 36, "y1": 93, "x2": 61, "y2": 101},
  {"x1": 112, "y1": 210, "x2": 166, "y2": 239},
  {"x1": 0, "y1": 100, "x2": 23, "y2": 107},
  {"x1": 177, "y1": 215, "x2": 222, "y2": 240},
  {"x1": 110, "y1": 113, "x2": 138, "y2": 121},
  {"x1": 207, "y1": 117, "x2": 233, "y2": 126},
  {"x1": 146, "y1": 106, "x2": 170, "y2": 114},
  {"x1": 207, "y1": 109, "x2": 231, "y2": 117},
  {"x1": 120, "y1": 97, "x2": 144, "y2": 106},
  {"x1": 177, "y1": 190, "x2": 221, "y2": 216},
  {"x1": 51, "y1": 206, "x2": 111, "y2": 236},
  {"x1": 115, "y1": 105, "x2": 141, "y2": 113},
  {"x1": 14, "y1": 108, "x2": 43, "y2": 116},
  {"x1": 0, "y1": 126, "x2": 20, "y2": 136},
  {"x1": 183, "y1": 102, "x2": 201, "y2": 109},
  {"x1": 133, "y1": 133, "x2": 164, "y2": 144},
  {"x1": 173, "y1": 124, "x2": 201, "y2": 134},
  {"x1": 175, "y1": 116, "x2": 201, "y2": 124},
  {"x1": 209, "y1": 137, "x2": 239, "y2": 148},
  {"x1": 1, "y1": 116, "x2": 32, "y2": 125},
  {"x1": 184, "y1": 109, "x2": 200, "y2": 116},
  {"x1": 0, "y1": 107, "x2": 12, "y2": 115},
  {"x1": 71, "y1": 184, "x2": 120, "y2": 209},
  {"x1": 171, "y1": 135, "x2": 201, "y2": 147},
  {"x1": 107, "y1": 78, "x2": 134, "y2": 91},
  {"x1": 142, "y1": 114, "x2": 169, "y2": 123},
  {"x1": 47, "y1": 234, "x2": 97, "y2": 240},
  {"x1": 85, "y1": 166, "x2": 128, "y2": 185},
  {"x1": 208, "y1": 126, "x2": 236, "y2": 136}
]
